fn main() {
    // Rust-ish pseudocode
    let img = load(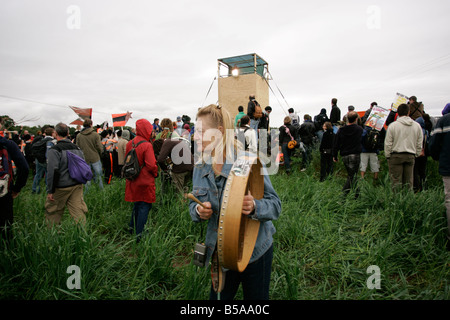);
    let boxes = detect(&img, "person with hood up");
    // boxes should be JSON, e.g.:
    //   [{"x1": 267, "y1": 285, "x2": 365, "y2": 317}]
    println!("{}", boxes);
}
[
  {"x1": 314, "y1": 108, "x2": 329, "y2": 142},
  {"x1": 76, "y1": 119, "x2": 104, "y2": 192},
  {"x1": 384, "y1": 103, "x2": 423, "y2": 191},
  {"x1": 125, "y1": 119, "x2": 158, "y2": 242}
]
